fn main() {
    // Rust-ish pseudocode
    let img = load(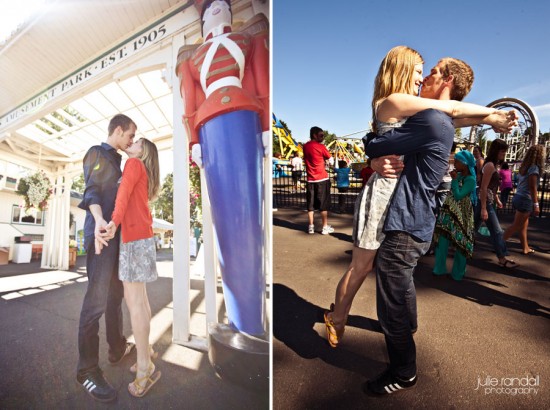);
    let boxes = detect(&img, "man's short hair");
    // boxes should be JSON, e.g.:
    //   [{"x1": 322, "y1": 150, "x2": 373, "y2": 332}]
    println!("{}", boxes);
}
[
  {"x1": 108, "y1": 114, "x2": 136, "y2": 136},
  {"x1": 310, "y1": 126, "x2": 323, "y2": 140},
  {"x1": 439, "y1": 57, "x2": 474, "y2": 101}
]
